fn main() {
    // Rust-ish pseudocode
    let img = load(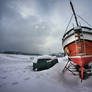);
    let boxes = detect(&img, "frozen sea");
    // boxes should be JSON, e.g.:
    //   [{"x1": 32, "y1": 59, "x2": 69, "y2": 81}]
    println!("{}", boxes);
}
[{"x1": 0, "y1": 54, "x2": 92, "y2": 92}]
